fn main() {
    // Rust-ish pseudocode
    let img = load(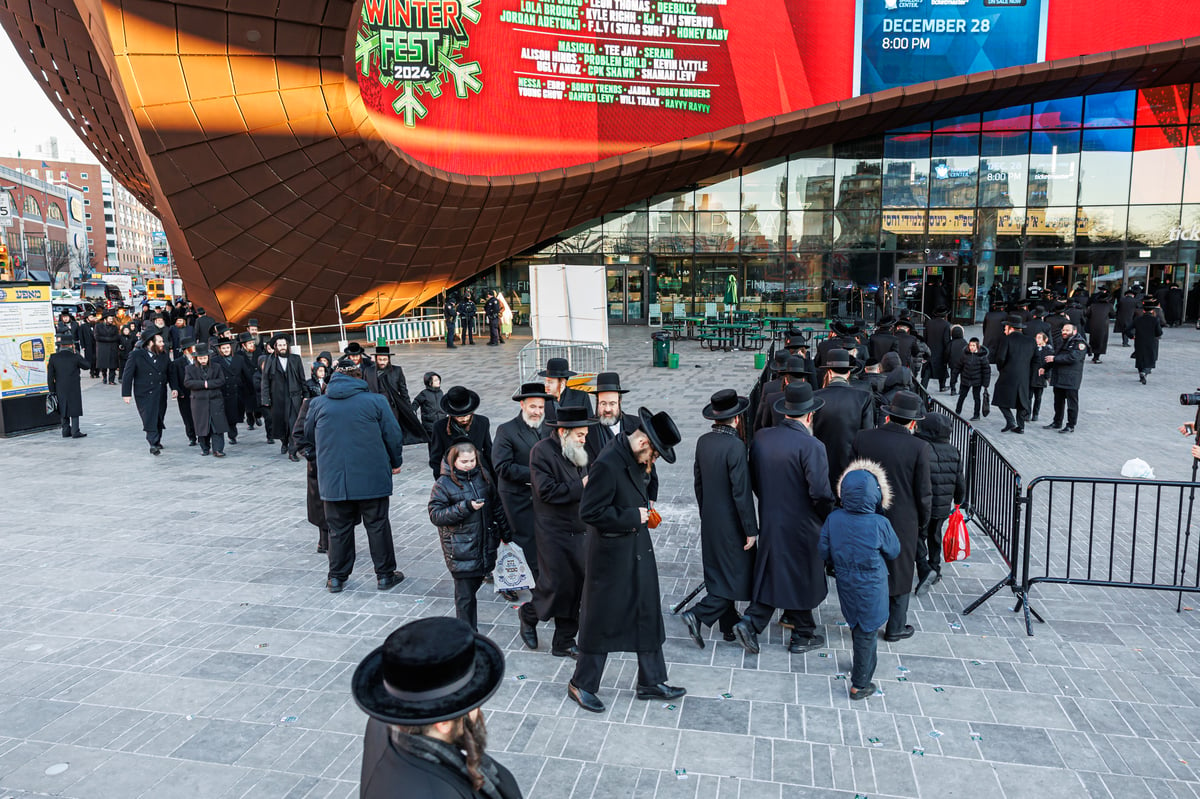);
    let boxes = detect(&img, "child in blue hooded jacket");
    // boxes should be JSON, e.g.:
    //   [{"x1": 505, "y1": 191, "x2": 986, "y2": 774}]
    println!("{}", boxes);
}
[{"x1": 819, "y1": 460, "x2": 901, "y2": 700}]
